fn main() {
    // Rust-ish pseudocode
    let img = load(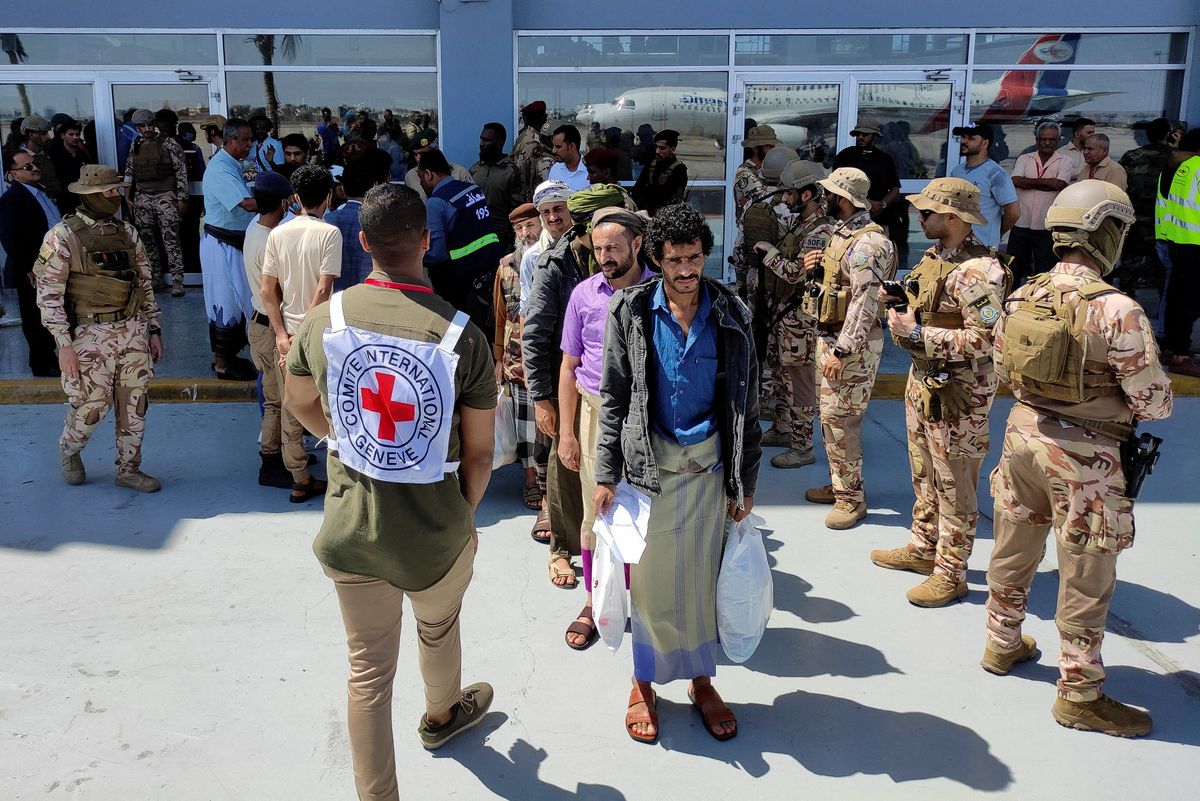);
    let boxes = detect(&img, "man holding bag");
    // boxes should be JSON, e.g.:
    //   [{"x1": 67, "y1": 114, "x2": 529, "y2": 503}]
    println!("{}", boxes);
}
[{"x1": 594, "y1": 204, "x2": 761, "y2": 744}]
